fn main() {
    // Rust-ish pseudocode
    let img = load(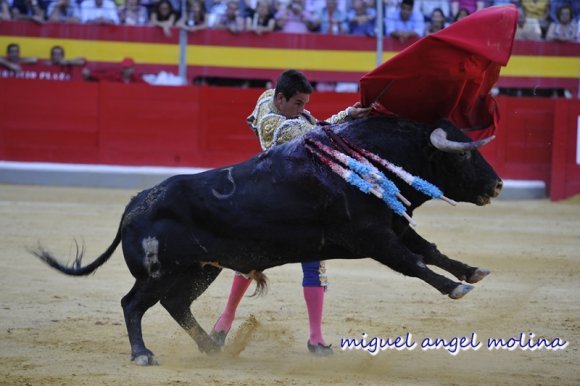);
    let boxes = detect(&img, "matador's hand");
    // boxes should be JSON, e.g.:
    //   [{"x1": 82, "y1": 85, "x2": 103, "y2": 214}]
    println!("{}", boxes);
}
[{"x1": 347, "y1": 102, "x2": 373, "y2": 119}]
